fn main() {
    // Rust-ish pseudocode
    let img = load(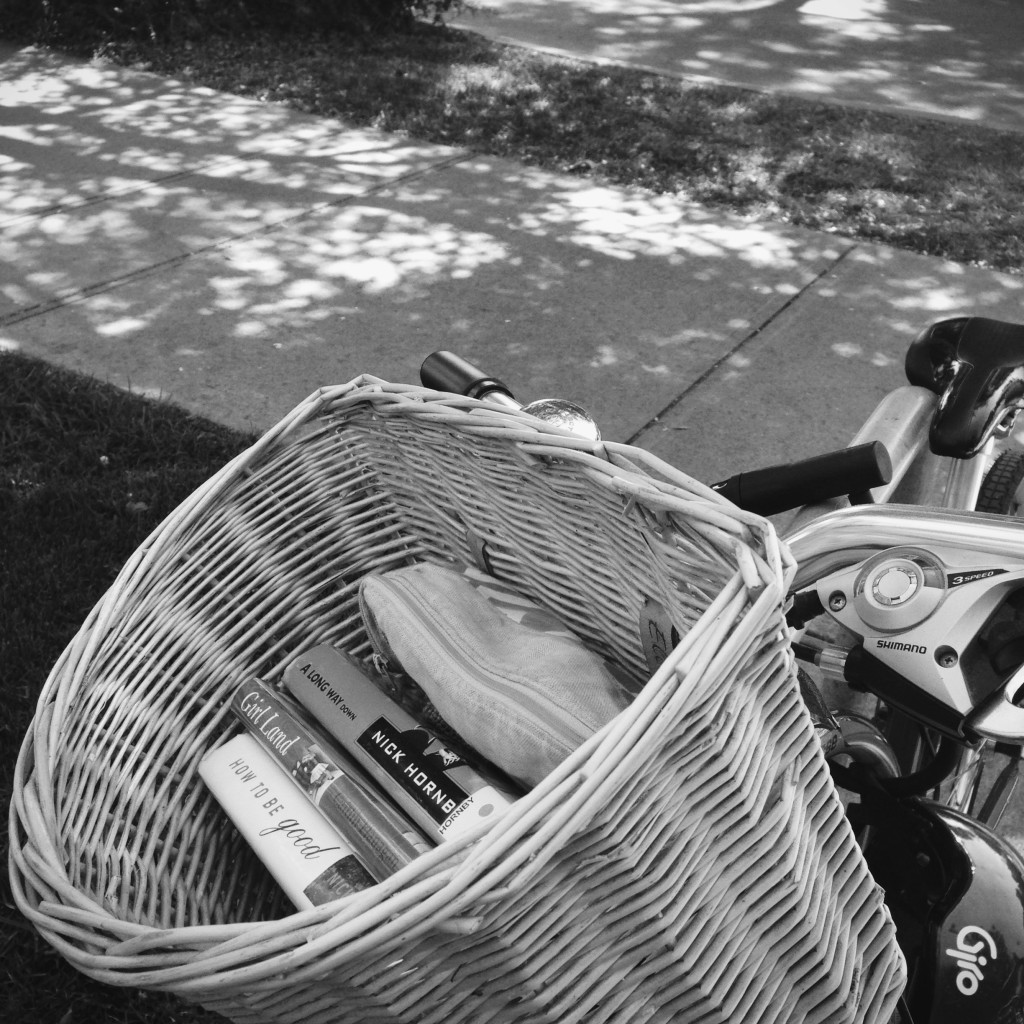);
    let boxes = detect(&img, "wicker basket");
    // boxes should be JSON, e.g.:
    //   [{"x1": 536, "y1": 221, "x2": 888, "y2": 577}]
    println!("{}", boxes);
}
[{"x1": 9, "y1": 377, "x2": 905, "y2": 1024}]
